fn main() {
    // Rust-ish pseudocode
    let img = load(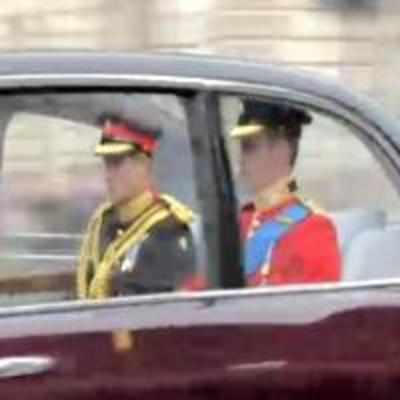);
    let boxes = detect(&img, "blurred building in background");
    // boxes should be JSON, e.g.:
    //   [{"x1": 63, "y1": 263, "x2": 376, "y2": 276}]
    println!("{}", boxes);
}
[{"x1": 0, "y1": 0, "x2": 398, "y2": 112}]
